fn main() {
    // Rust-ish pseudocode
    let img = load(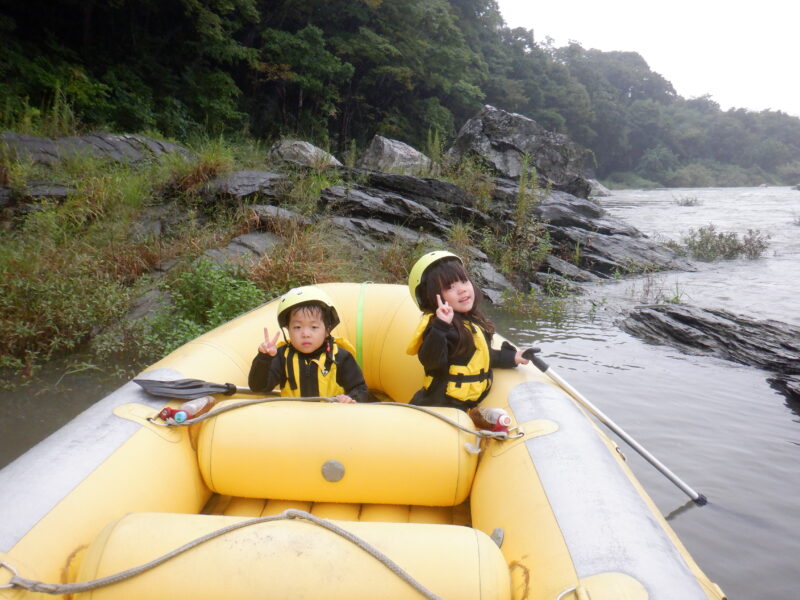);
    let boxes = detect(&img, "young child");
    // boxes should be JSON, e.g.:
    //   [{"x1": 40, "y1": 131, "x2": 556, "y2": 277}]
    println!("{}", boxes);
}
[
  {"x1": 249, "y1": 286, "x2": 373, "y2": 403},
  {"x1": 406, "y1": 251, "x2": 528, "y2": 410}
]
